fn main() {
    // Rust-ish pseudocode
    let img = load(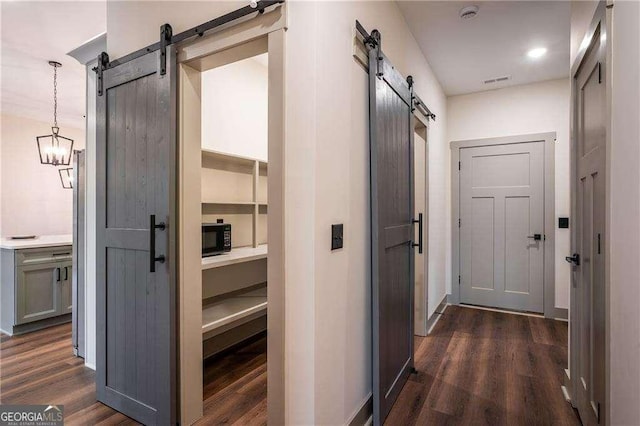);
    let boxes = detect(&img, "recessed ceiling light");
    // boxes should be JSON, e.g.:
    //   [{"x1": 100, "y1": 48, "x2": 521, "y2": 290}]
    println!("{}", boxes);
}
[
  {"x1": 459, "y1": 5, "x2": 479, "y2": 20},
  {"x1": 527, "y1": 47, "x2": 547, "y2": 59}
]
